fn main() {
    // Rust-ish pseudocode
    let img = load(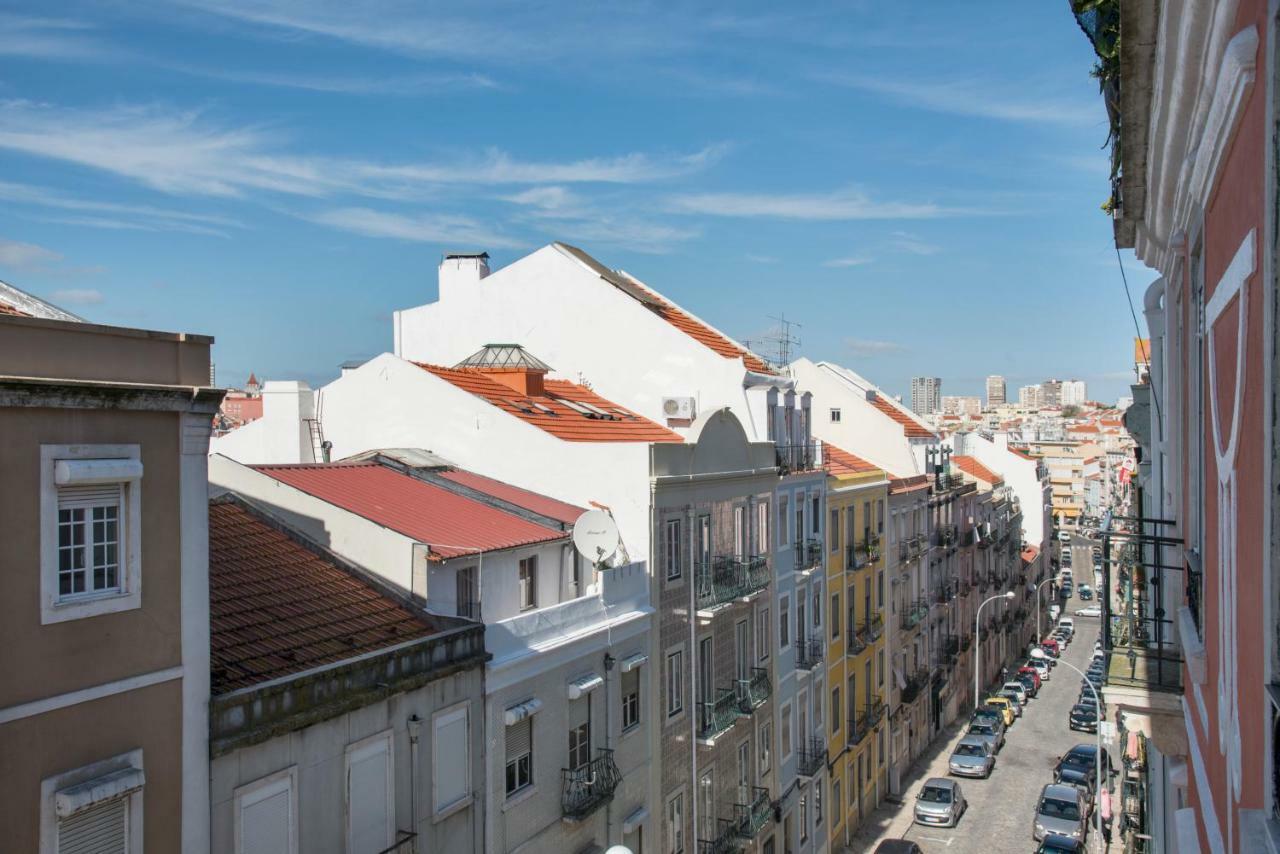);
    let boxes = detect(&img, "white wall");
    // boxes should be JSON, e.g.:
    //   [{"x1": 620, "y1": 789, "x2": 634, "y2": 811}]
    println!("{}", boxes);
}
[
  {"x1": 210, "y1": 381, "x2": 316, "y2": 464},
  {"x1": 954, "y1": 432, "x2": 1048, "y2": 549}
]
